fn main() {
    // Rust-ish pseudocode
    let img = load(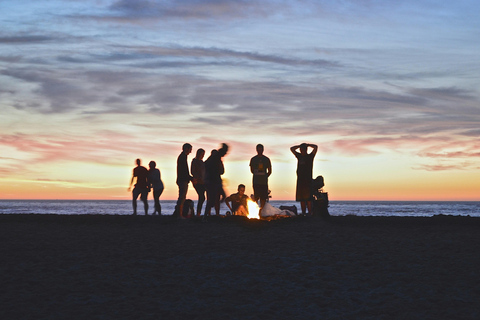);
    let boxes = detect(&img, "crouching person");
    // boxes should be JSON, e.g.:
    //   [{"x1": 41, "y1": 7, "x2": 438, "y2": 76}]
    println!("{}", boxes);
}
[{"x1": 225, "y1": 184, "x2": 249, "y2": 216}]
